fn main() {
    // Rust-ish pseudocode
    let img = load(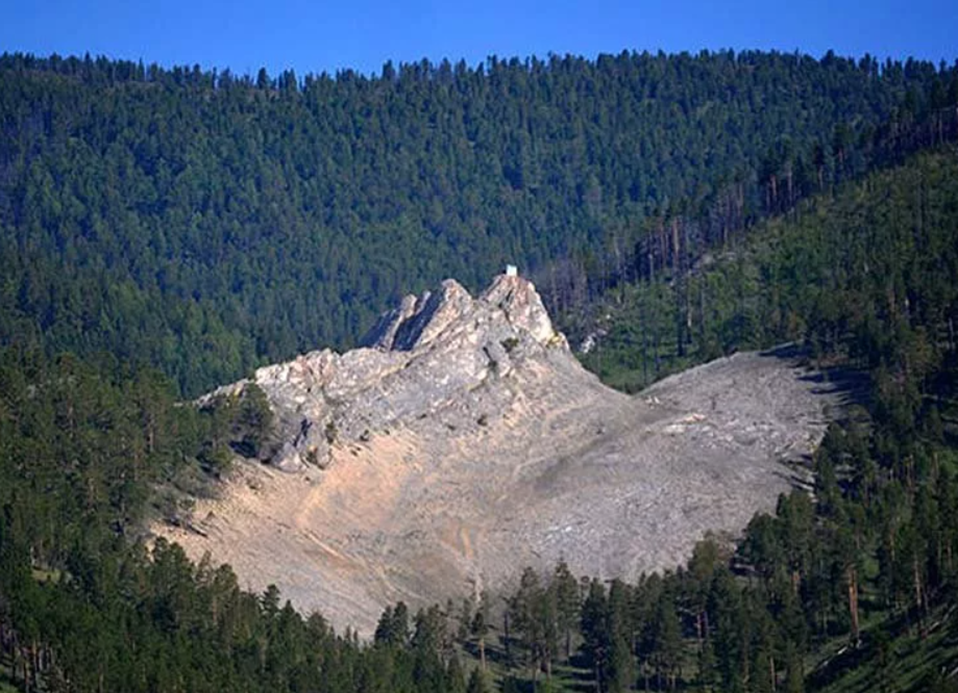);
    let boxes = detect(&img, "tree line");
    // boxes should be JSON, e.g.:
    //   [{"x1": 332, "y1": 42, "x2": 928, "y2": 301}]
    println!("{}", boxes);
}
[{"x1": 1, "y1": 50, "x2": 954, "y2": 394}]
